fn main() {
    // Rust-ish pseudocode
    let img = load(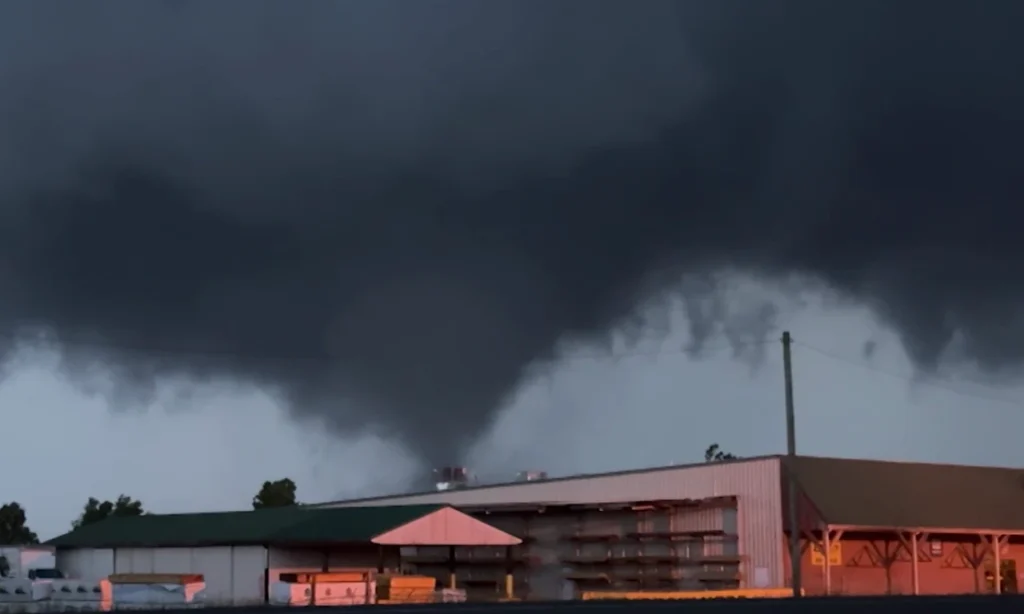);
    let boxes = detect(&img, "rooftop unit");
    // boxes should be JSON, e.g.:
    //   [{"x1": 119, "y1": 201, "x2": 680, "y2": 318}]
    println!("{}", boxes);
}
[
  {"x1": 433, "y1": 466, "x2": 471, "y2": 491},
  {"x1": 515, "y1": 470, "x2": 548, "y2": 482}
]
